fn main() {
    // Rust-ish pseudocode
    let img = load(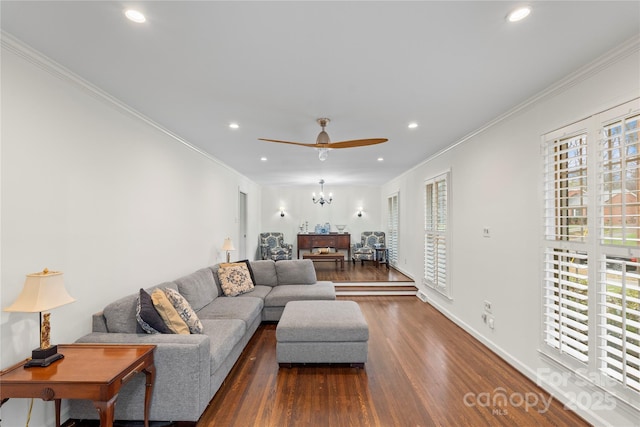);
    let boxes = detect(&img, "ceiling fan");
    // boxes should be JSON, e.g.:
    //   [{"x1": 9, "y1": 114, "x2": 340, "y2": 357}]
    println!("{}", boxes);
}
[{"x1": 258, "y1": 118, "x2": 388, "y2": 161}]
